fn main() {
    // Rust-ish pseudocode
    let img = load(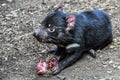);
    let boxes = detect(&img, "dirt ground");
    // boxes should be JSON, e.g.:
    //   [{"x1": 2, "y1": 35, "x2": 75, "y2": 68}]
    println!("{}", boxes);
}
[{"x1": 0, "y1": 0, "x2": 120, "y2": 80}]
